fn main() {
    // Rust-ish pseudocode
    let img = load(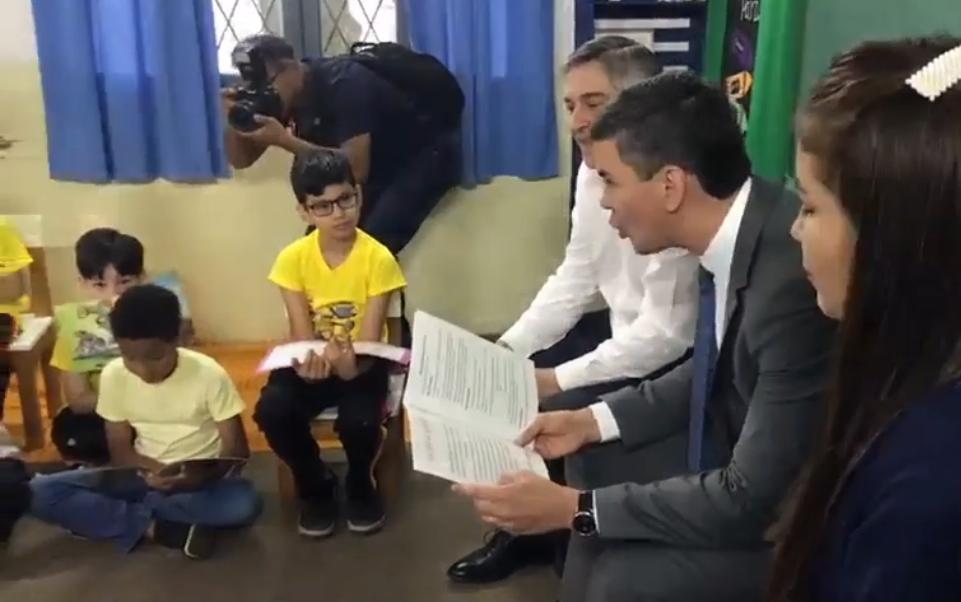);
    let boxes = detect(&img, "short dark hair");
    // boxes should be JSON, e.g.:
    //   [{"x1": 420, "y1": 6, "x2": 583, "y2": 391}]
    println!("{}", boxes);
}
[
  {"x1": 238, "y1": 34, "x2": 296, "y2": 68},
  {"x1": 598, "y1": 45, "x2": 661, "y2": 89},
  {"x1": 289, "y1": 150, "x2": 356, "y2": 205},
  {"x1": 75, "y1": 228, "x2": 144, "y2": 280},
  {"x1": 564, "y1": 35, "x2": 638, "y2": 72},
  {"x1": 590, "y1": 71, "x2": 751, "y2": 198},
  {"x1": 110, "y1": 285, "x2": 181, "y2": 343}
]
